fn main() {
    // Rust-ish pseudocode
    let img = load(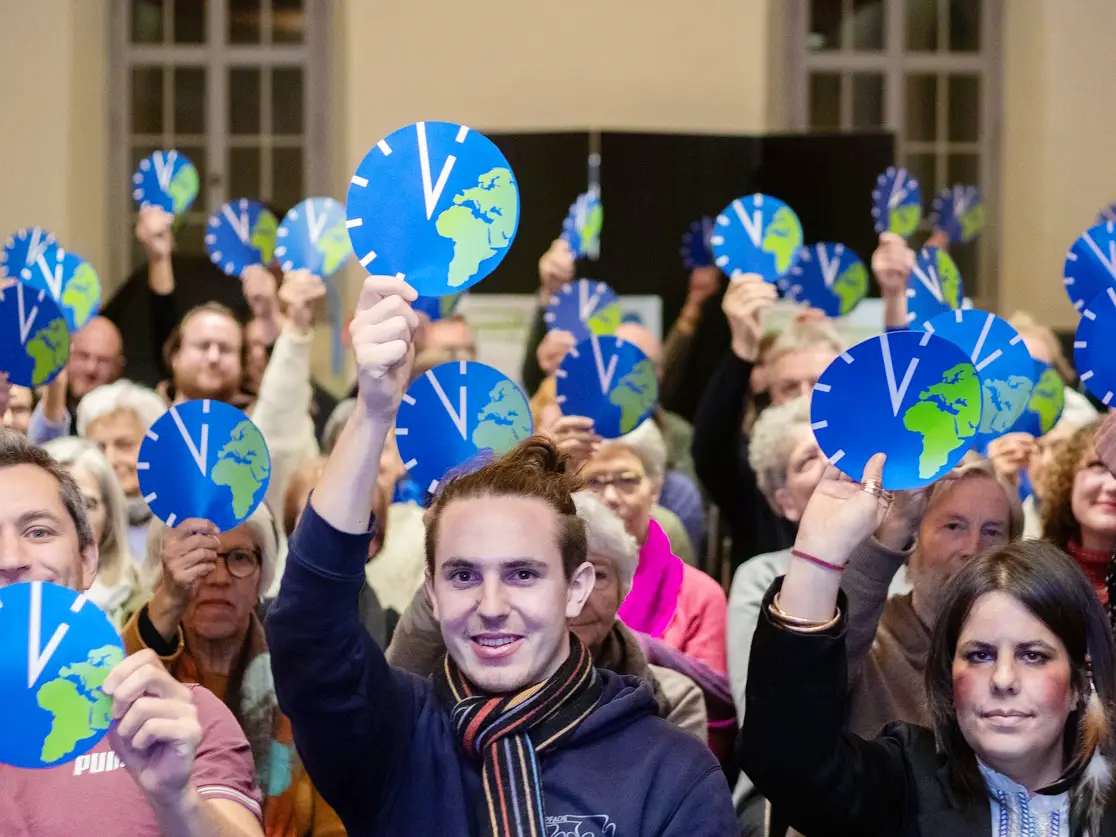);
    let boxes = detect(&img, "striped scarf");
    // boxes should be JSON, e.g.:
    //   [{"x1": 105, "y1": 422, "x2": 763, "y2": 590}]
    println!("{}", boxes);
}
[{"x1": 434, "y1": 633, "x2": 603, "y2": 837}]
